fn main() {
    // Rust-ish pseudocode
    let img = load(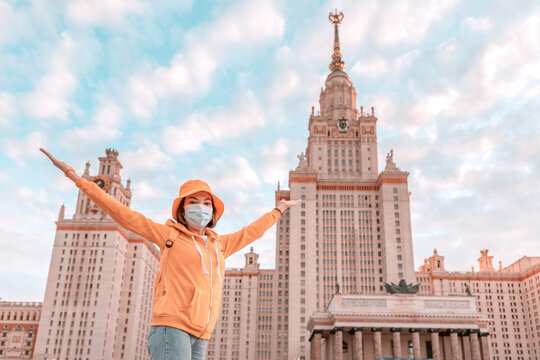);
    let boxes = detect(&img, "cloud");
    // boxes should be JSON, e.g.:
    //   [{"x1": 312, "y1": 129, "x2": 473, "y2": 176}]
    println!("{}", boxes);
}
[
  {"x1": 0, "y1": 92, "x2": 16, "y2": 125},
  {"x1": 199, "y1": 156, "x2": 260, "y2": 193},
  {"x1": 193, "y1": 0, "x2": 284, "y2": 49},
  {"x1": 350, "y1": 57, "x2": 388, "y2": 77},
  {"x1": 392, "y1": 49, "x2": 421, "y2": 74},
  {"x1": 66, "y1": 0, "x2": 146, "y2": 28},
  {"x1": 261, "y1": 138, "x2": 294, "y2": 185},
  {"x1": 350, "y1": 50, "x2": 420, "y2": 79},
  {"x1": 462, "y1": 17, "x2": 492, "y2": 32},
  {"x1": 119, "y1": 141, "x2": 172, "y2": 174},
  {"x1": 477, "y1": 14, "x2": 540, "y2": 99},
  {"x1": 24, "y1": 33, "x2": 78, "y2": 120},
  {"x1": 131, "y1": 181, "x2": 163, "y2": 199},
  {"x1": 126, "y1": 0, "x2": 284, "y2": 118},
  {"x1": 4, "y1": 132, "x2": 46, "y2": 166},
  {"x1": 0, "y1": 1, "x2": 16, "y2": 45},
  {"x1": 161, "y1": 93, "x2": 265, "y2": 154},
  {"x1": 436, "y1": 37, "x2": 458, "y2": 60},
  {"x1": 62, "y1": 99, "x2": 123, "y2": 148},
  {"x1": 127, "y1": 46, "x2": 217, "y2": 118},
  {"x1": 376, "y1": 0, "x2": 458, "y2": 47}
]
